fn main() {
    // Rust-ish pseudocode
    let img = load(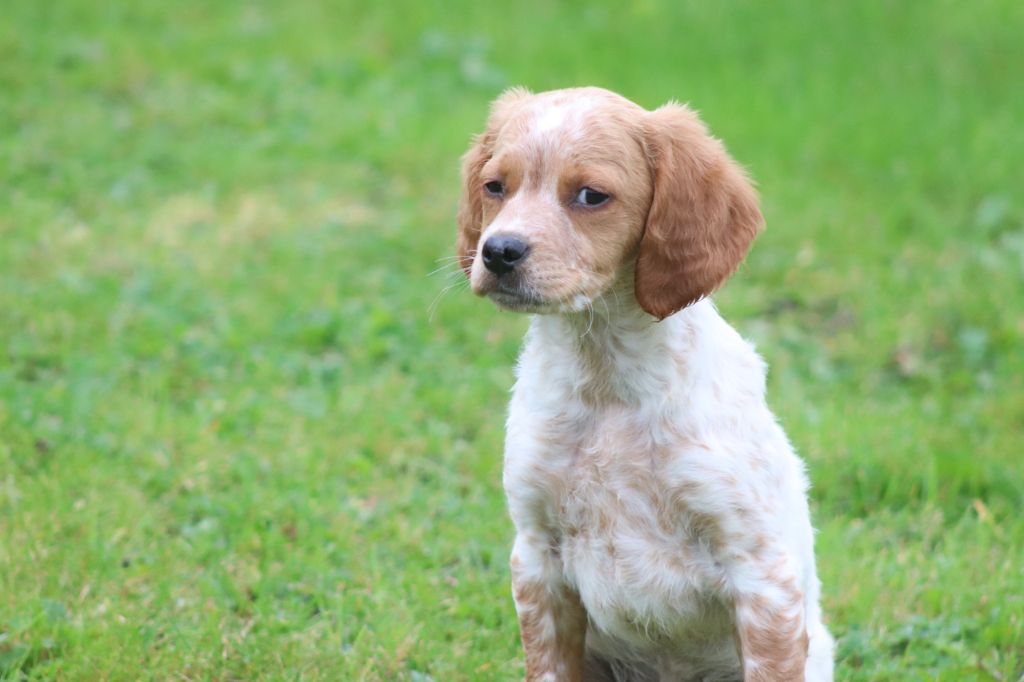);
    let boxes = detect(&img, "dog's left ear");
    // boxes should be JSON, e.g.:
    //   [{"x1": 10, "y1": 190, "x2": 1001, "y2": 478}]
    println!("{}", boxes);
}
[
  {"x1": 456, "y1": 87, "x2": 532, "y2": 275},
  {"x1": 635, "y1": 104, "x2": 764, "y2": 320}
]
